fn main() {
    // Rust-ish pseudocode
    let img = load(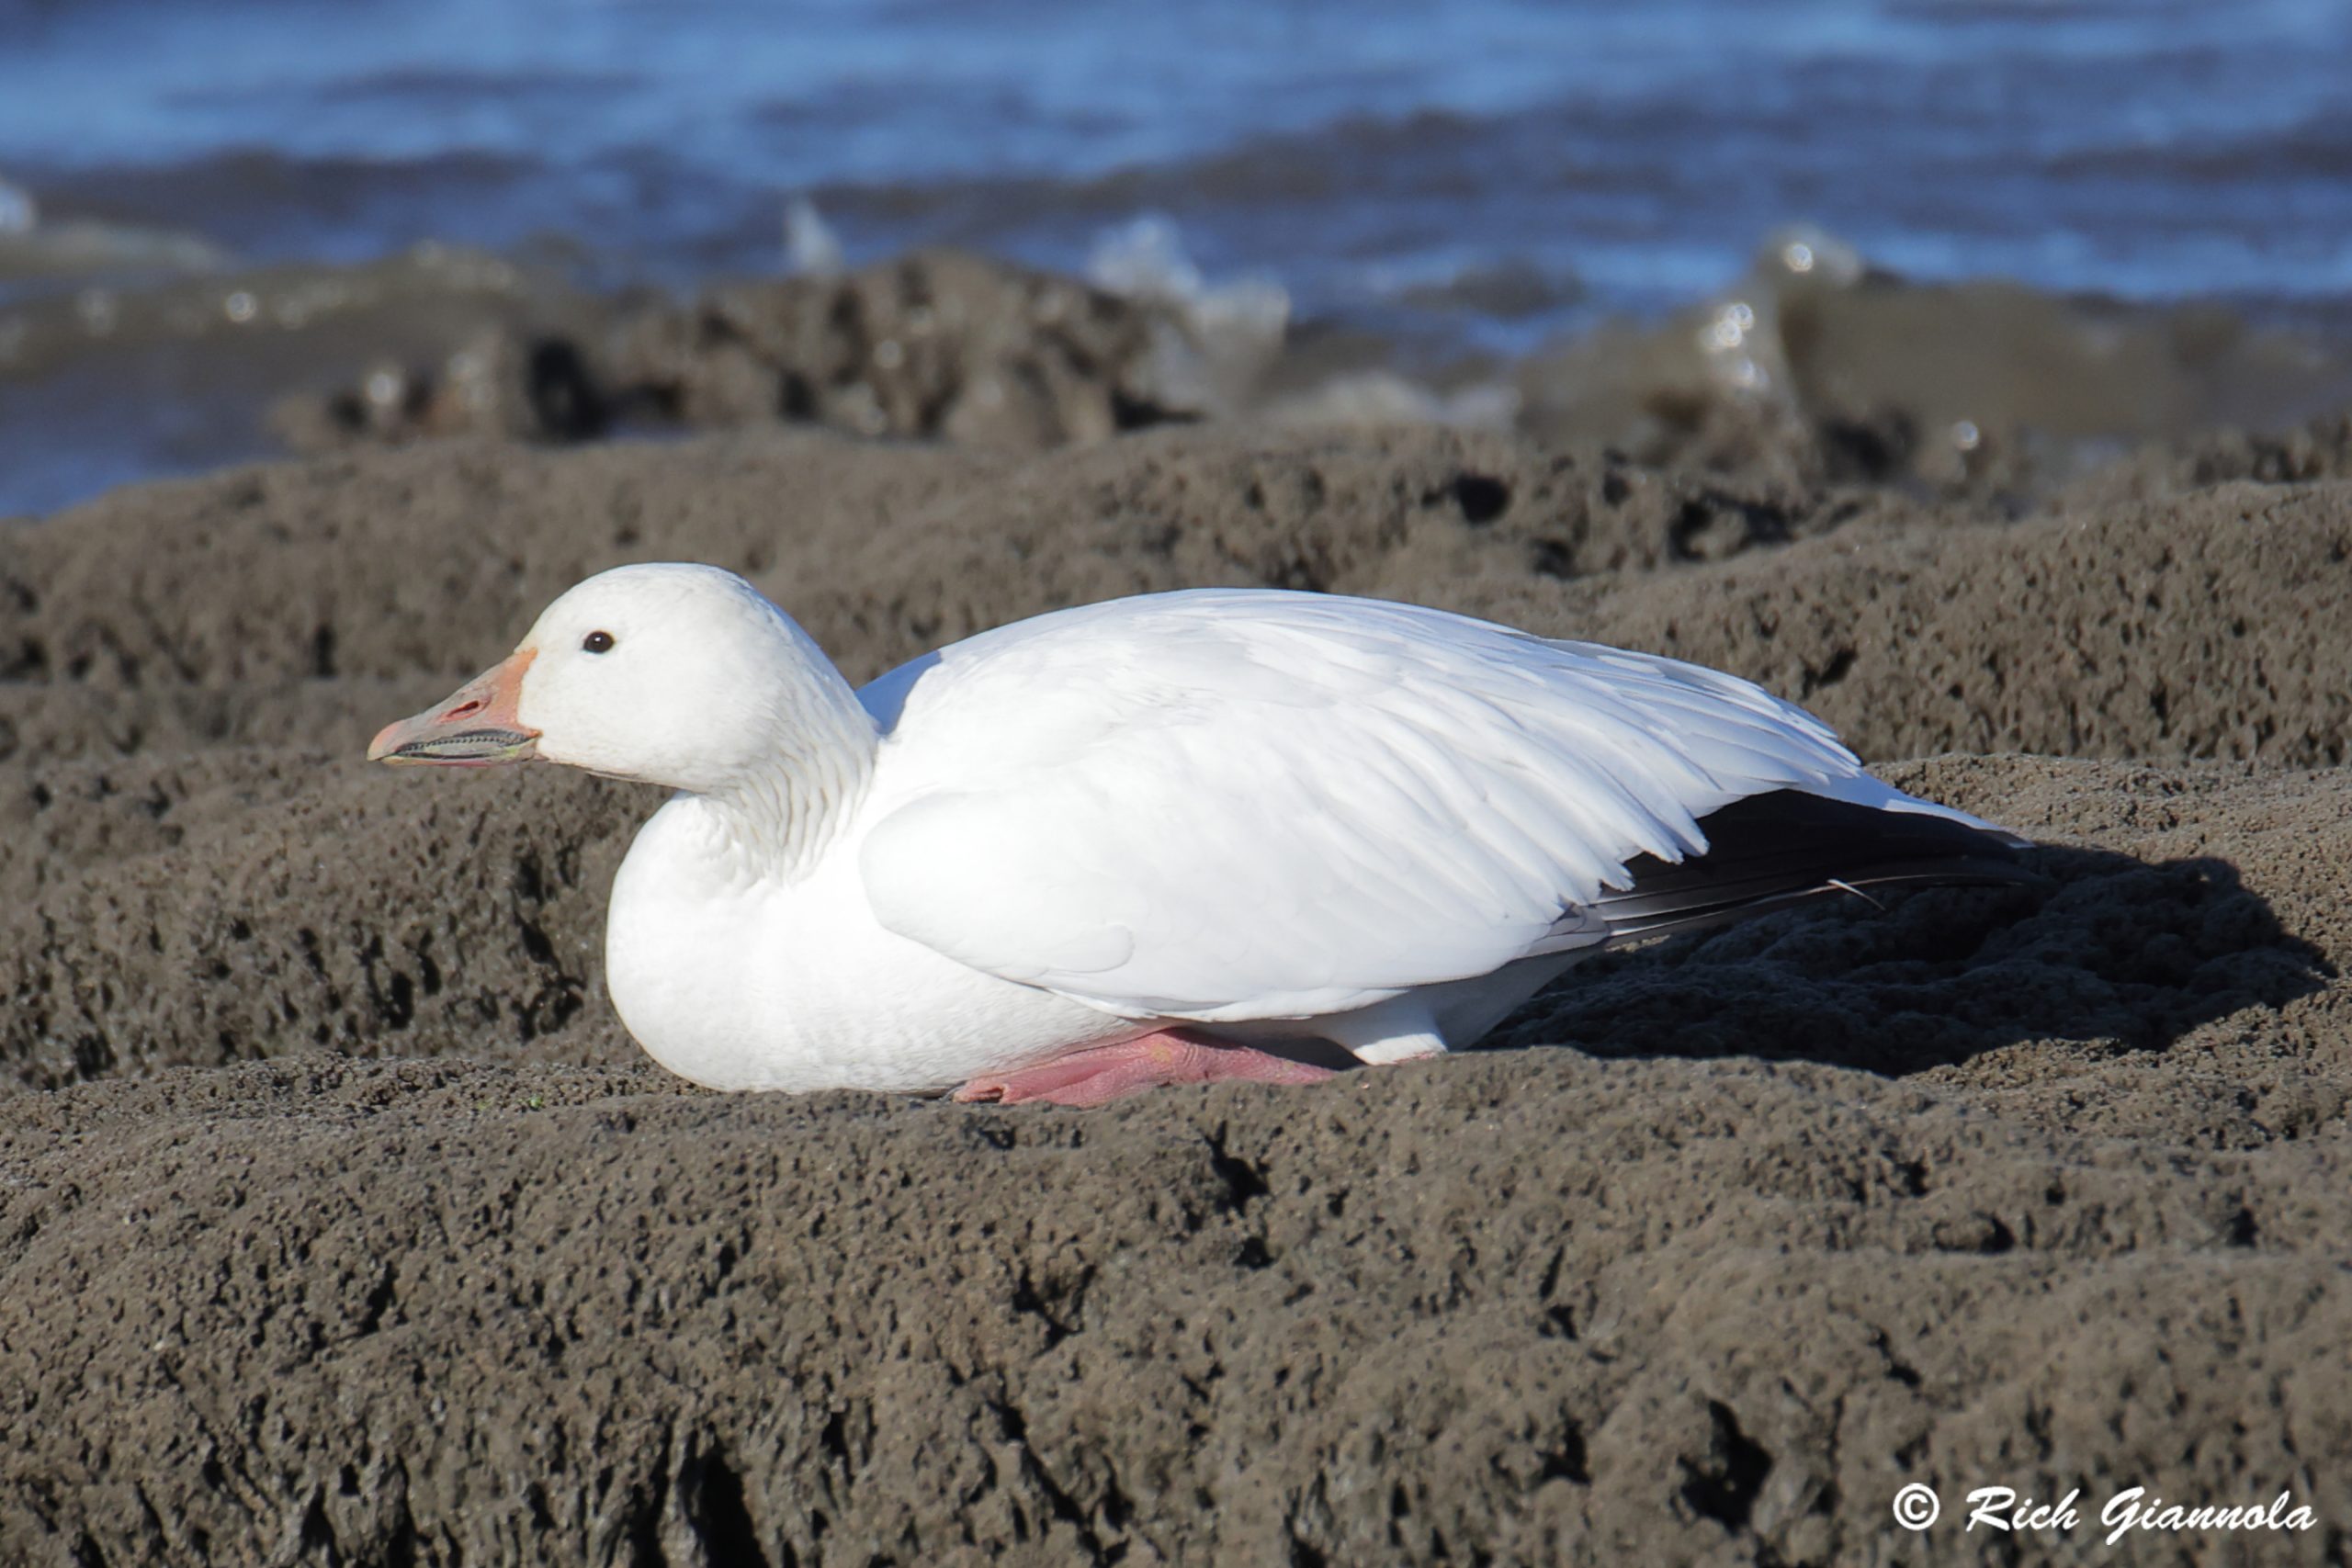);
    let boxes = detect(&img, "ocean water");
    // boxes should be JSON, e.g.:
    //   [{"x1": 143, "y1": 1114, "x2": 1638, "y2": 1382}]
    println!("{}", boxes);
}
[{"x1": 3, "y1": 0, "x2": 2351, "y2": 512}]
